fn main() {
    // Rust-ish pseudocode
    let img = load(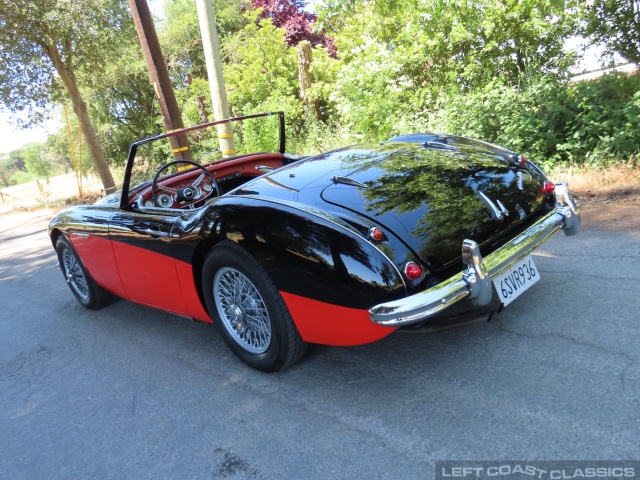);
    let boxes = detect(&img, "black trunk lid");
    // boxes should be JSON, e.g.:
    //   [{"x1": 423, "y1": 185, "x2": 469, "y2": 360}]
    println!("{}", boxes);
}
[{"x1": 320, "y1": 142, "x2": 547, "y2": 269}]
